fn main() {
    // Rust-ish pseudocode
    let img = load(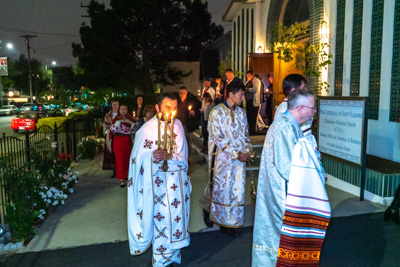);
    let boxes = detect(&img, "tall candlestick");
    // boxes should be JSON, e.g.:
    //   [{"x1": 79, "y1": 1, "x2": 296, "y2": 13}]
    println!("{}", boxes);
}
[
  {"x1": 158, "y1": 113, "x2": 162, "y2": 149},
  {"x1": 170, "y1": 111, "x2": 175, "y2": 151},
  {"x1": 164, "y1": 113, "x2": 169, "y2": 150}
]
